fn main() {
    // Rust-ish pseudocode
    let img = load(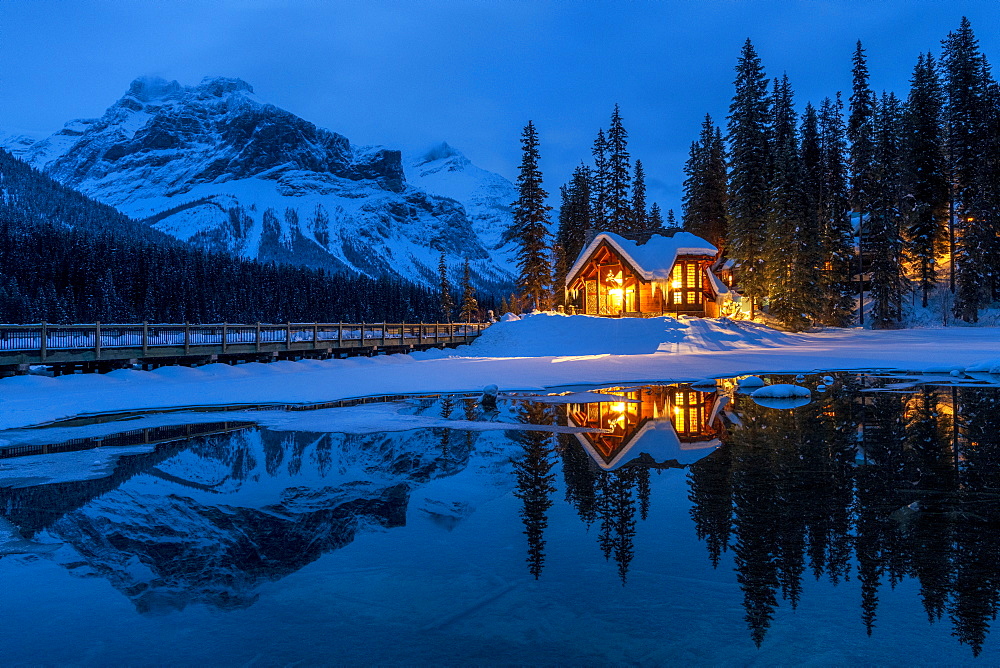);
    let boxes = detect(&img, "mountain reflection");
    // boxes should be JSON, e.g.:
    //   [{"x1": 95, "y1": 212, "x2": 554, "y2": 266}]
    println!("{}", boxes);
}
[
  {"x1": 0, "y1": 426, "x2": 475, "y2": 613},
  {"x1": 519, "y1": 378, "x2": 1000, "y2": 656}
]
